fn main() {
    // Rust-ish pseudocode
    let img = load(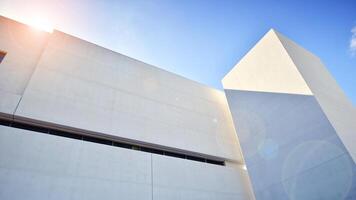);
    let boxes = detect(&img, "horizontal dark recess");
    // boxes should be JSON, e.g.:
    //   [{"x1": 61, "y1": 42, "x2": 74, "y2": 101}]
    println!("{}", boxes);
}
[
  {"x1": 50, "y1": 129, "x2": 83, "y2": 140},
  {"x1": 0, "y1": 118, "x2": 225, "y2": 166}
]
